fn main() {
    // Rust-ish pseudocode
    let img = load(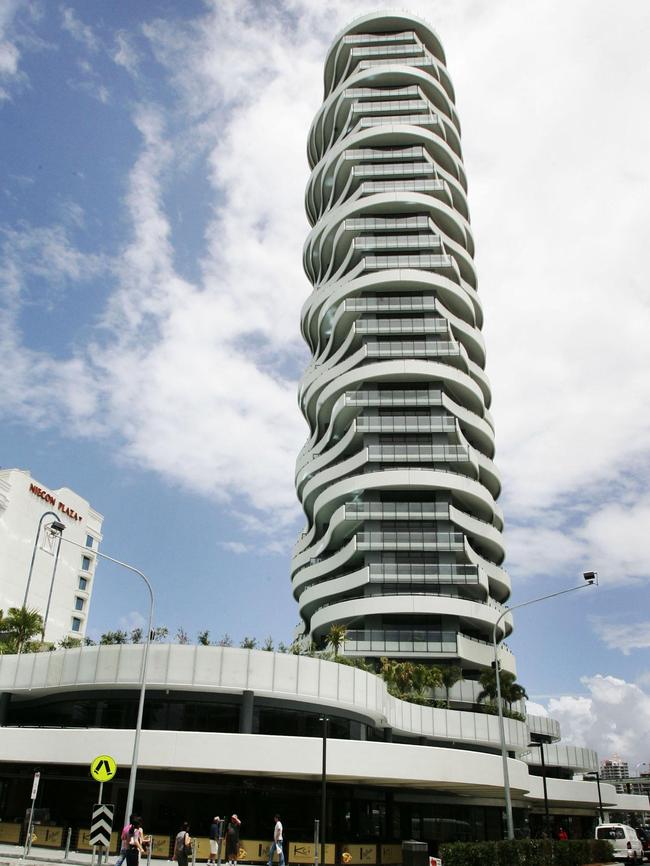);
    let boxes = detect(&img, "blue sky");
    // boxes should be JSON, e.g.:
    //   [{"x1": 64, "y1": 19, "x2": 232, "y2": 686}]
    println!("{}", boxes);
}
[{"x1": 2, "y1": 0, "x2": 650, "y2": 763}]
